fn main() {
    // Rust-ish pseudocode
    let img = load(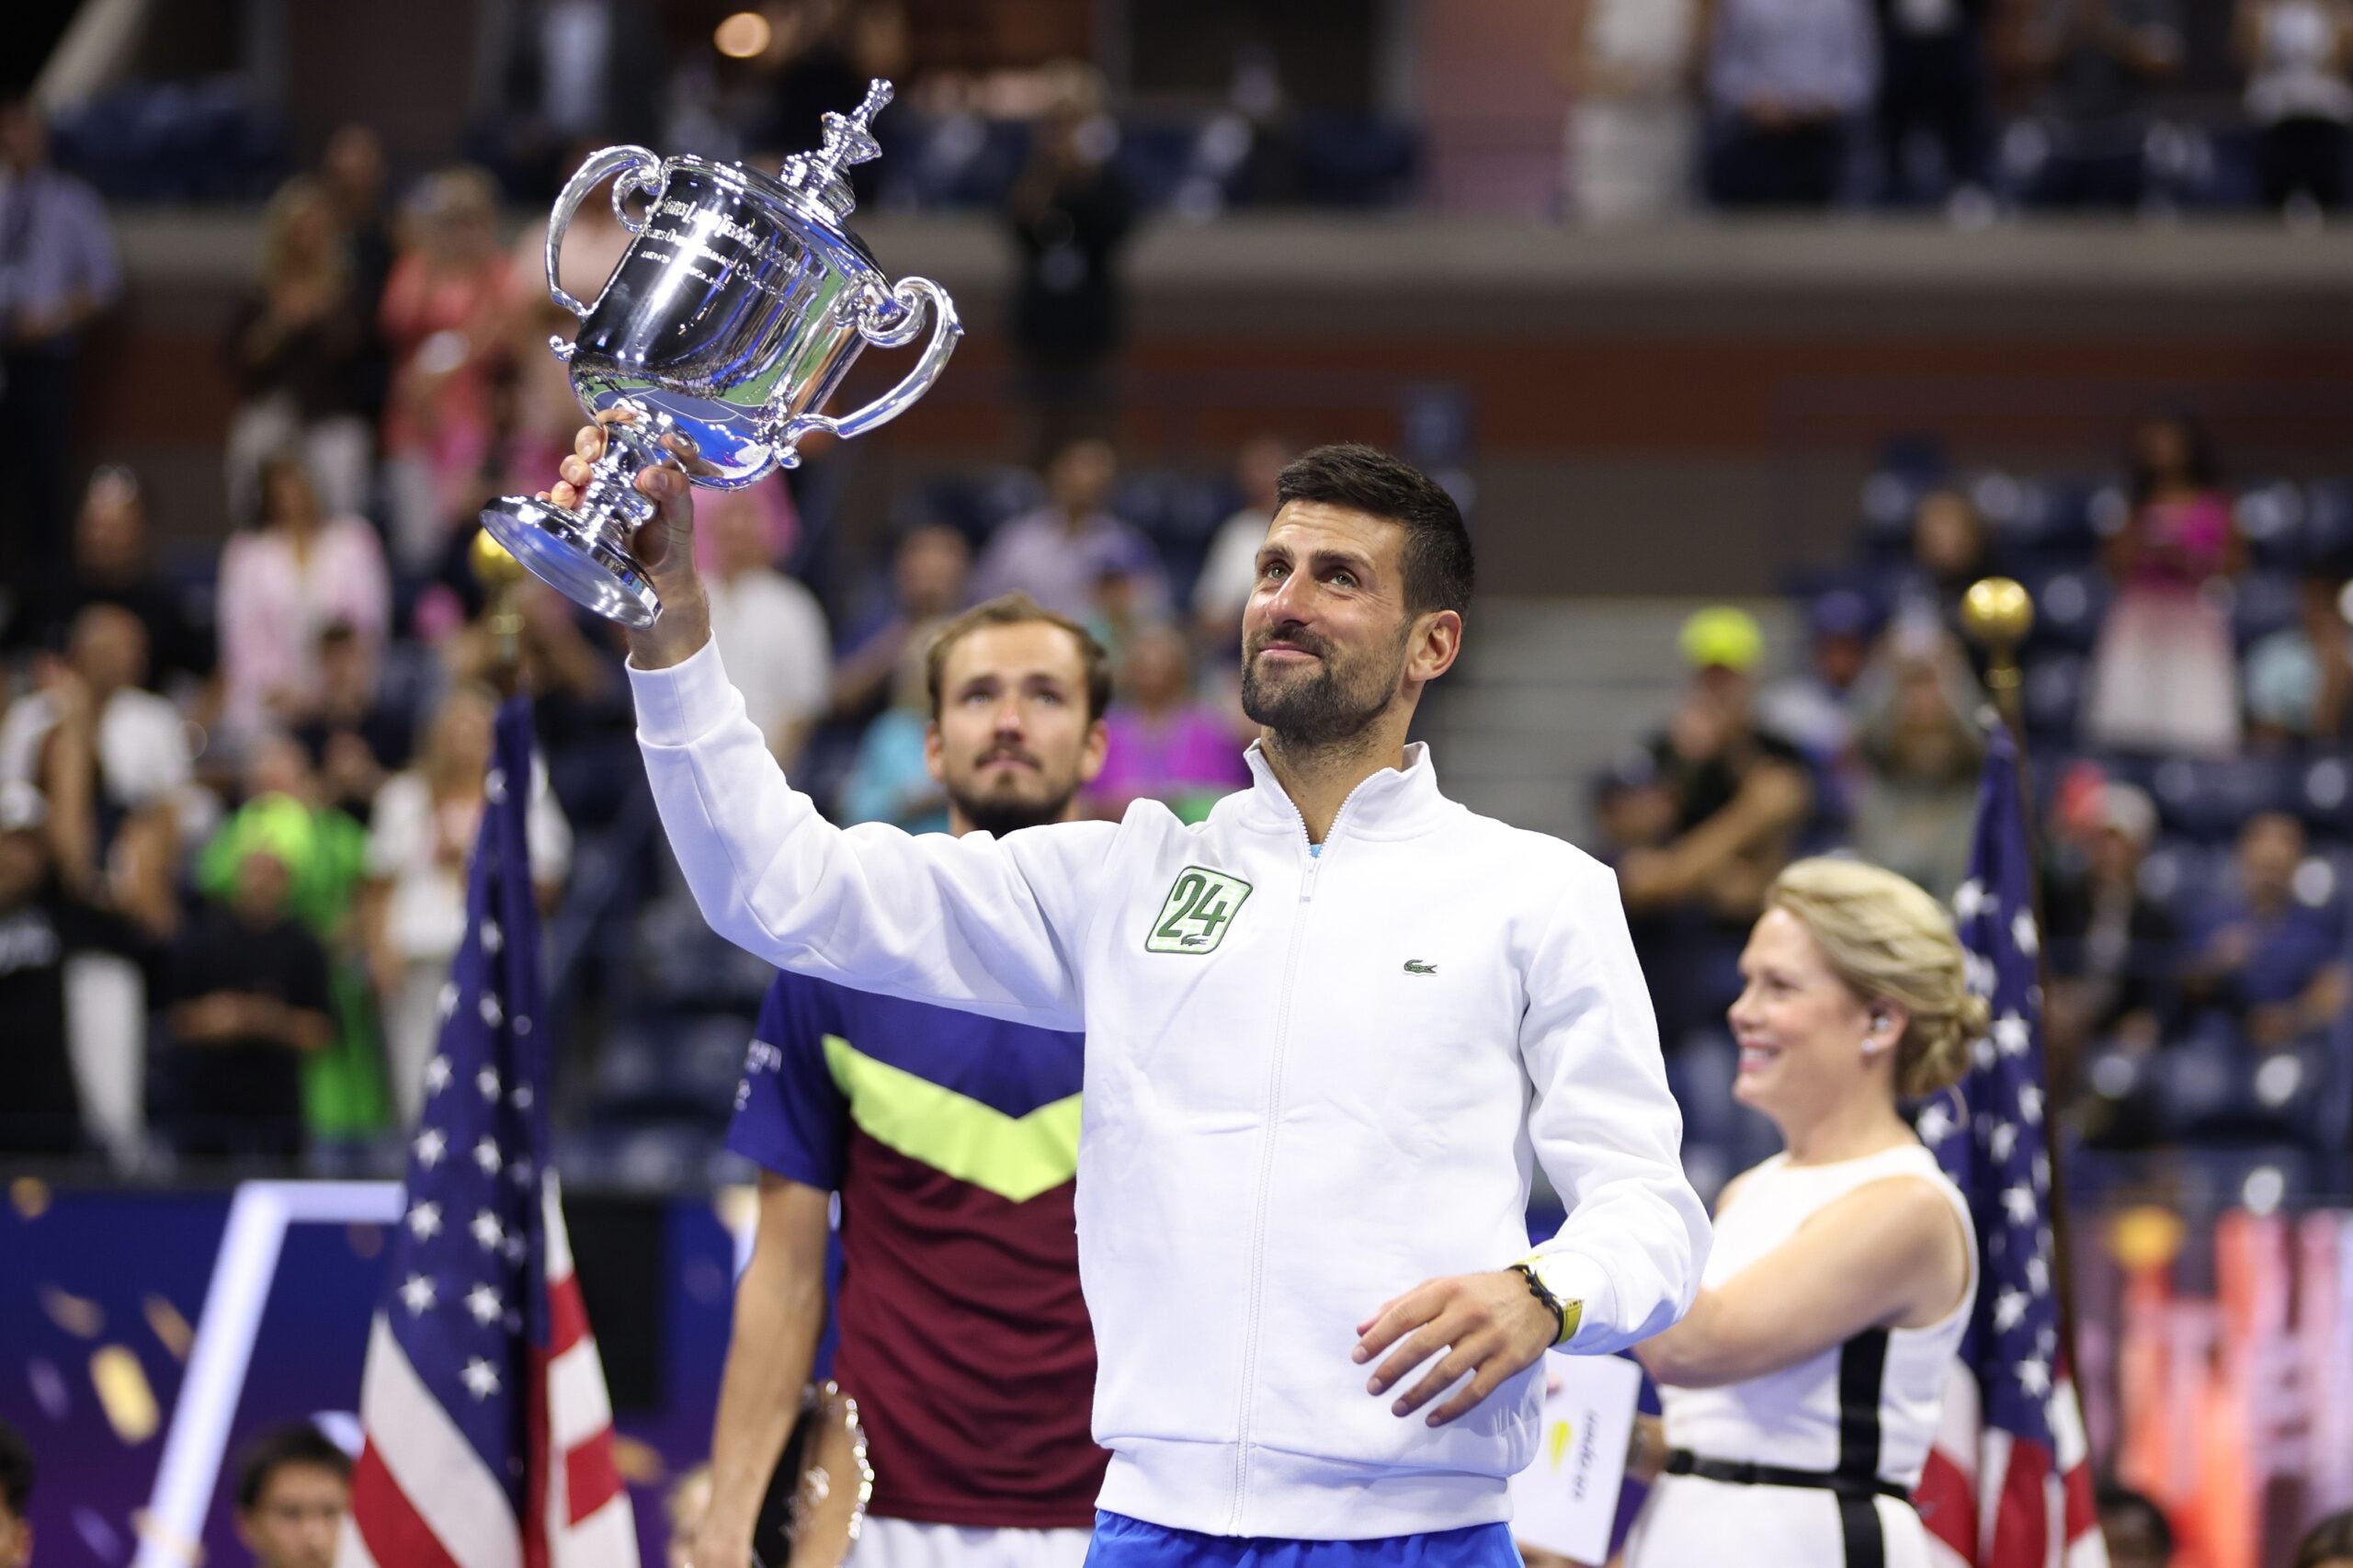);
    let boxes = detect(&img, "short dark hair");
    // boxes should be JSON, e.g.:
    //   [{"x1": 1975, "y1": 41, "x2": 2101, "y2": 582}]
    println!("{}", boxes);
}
[
  {"x1": 2297, "y1": 1508, "x2": 2353, "y2": 1568},
  {"x1": 234, "y1": 1424, "x2": 351, "y2": 1513},
  {"x1": 924, "y1": 593, "x2": 1112, "y2": 724},
  {"x1": 2097, "y1": 1482, "x2": 2174, "y2": 1561},
  {"x1": 1273, "y1": 443, "x2": 1473, "y2": 617},
  {"x1": 0, "y1": 1417, "x2": 30, "y2": 1518}
]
